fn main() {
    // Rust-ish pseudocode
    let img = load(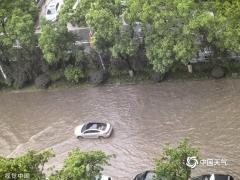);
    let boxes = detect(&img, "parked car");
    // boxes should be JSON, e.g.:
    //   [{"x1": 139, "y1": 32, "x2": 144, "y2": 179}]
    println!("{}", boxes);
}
[
  {"x1": 133, "y1": 171, "x2": 157, "y2": 180},
  {"x1": 74, "y1": 122, "x2": 113, "y2": 139},
  {"x1": 45, "y1": 1, "x2": 62, "y2": 21},
  {"x1": 95, "y1": 175, "x2": 112, "y2": 180},
  {"x1": 191, "y1": 174, "x2": 234, "y2": 180}
]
